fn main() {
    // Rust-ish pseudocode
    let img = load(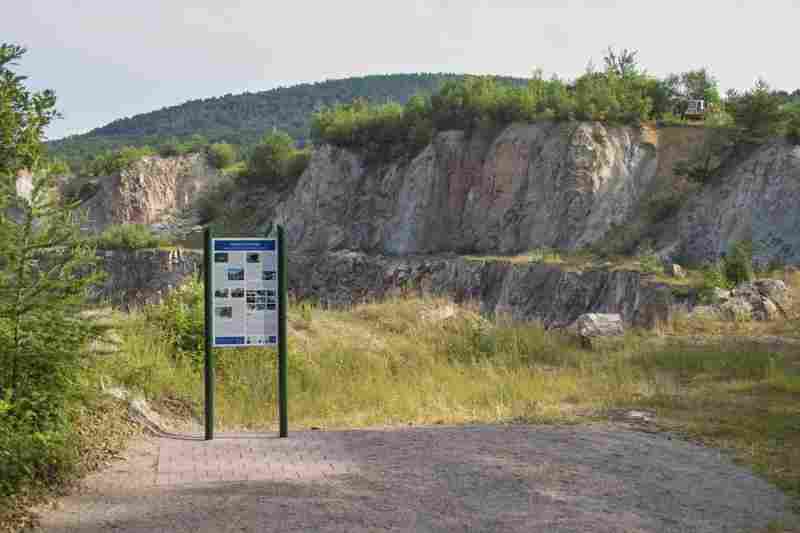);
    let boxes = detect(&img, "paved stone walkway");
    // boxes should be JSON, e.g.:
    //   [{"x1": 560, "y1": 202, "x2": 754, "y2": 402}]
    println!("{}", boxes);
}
[{"x1": 32, "y1": 424, "x2": 799, "y2": 532}]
